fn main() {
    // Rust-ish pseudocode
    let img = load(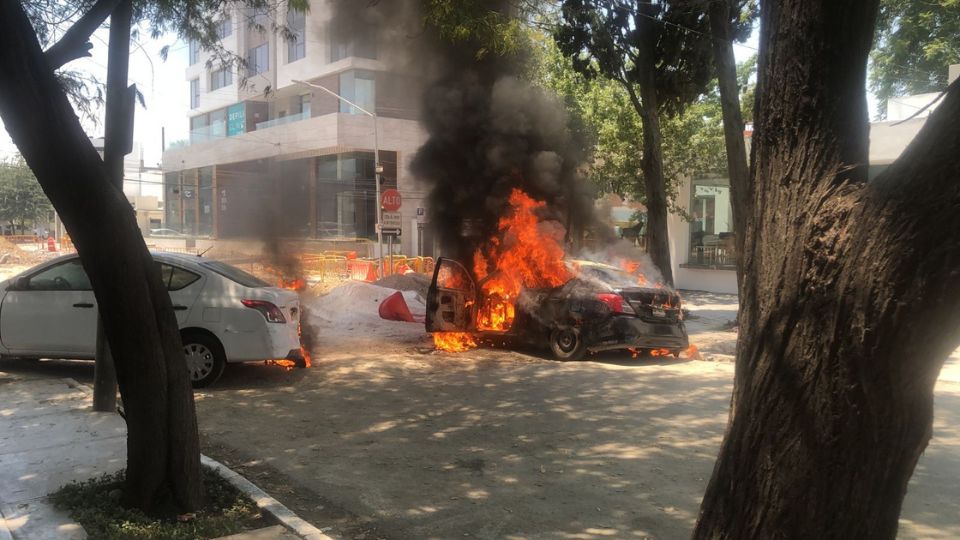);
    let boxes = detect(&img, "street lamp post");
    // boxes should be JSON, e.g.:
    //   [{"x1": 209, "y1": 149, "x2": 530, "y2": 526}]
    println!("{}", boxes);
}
[{"x1": 293, "y1": 80, "x2": 383, "y2": 274}]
